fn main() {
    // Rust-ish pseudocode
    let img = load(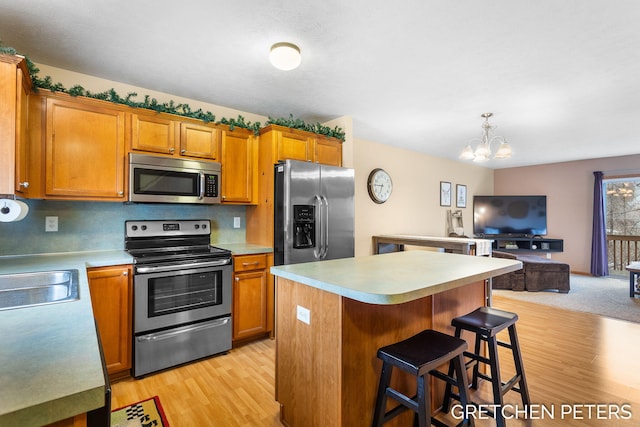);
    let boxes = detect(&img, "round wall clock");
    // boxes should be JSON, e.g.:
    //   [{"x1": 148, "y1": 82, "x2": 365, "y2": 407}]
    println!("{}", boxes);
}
[{"x1": 367, "y1": 168, "x2": 393, "y2": 204}]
